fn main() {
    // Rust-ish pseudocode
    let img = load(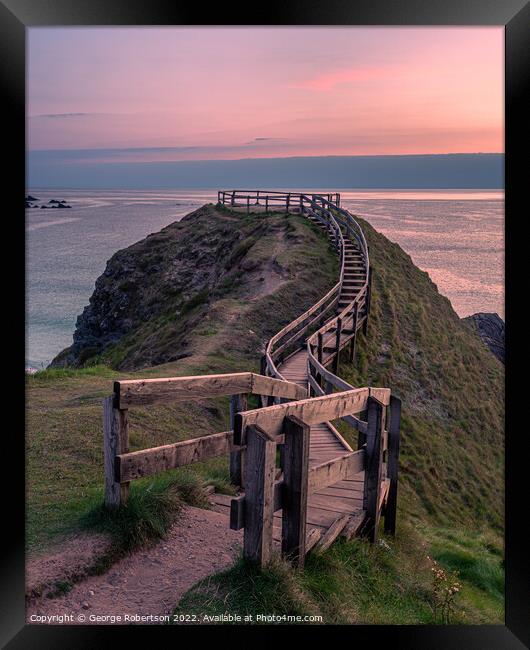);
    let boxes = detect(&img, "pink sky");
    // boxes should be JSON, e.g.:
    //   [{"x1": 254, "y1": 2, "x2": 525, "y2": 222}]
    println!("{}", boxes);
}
[{"x1": 27, "y1": 27, "x2": 504, "y2": 159}]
